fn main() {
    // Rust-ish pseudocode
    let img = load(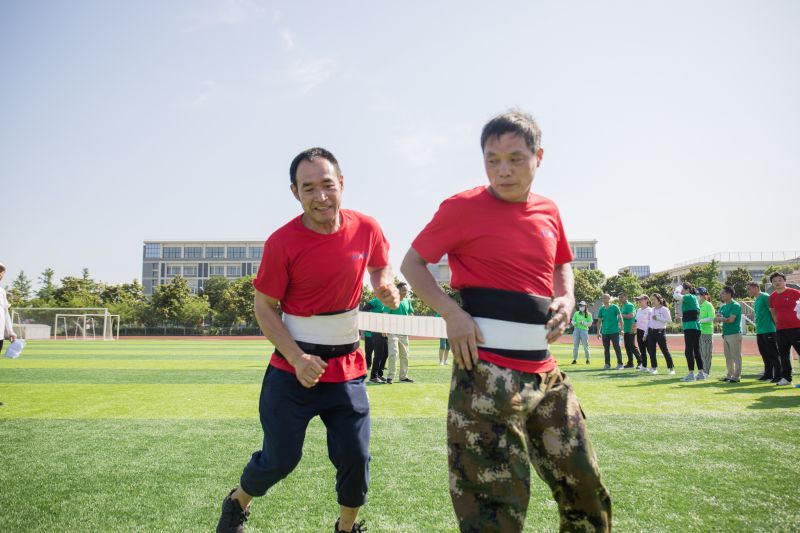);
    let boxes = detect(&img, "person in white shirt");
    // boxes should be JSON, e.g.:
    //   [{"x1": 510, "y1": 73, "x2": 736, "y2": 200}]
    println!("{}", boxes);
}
[
  {"x1": 0, "y1": 262, "x2": 18, "y2": 408},
  {"x1": 646, "y1": 293, "x2": 675, "y2": 375},
  {"x1": 635, "y1": 295, "x2": 652, "y2": 371}
]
